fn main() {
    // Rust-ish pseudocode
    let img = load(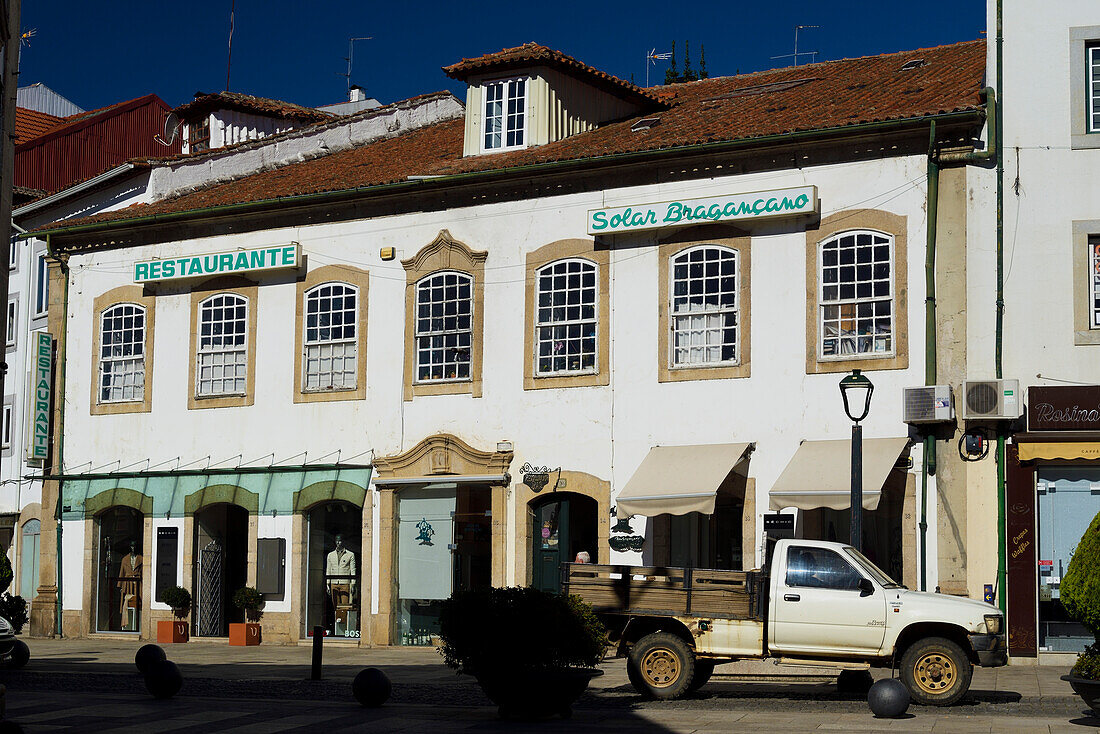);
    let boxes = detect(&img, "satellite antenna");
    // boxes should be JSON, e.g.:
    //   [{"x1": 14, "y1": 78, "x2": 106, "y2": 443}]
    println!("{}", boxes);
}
[
  {"x1": 646, "y1": 48, "x2": 672, "y2": 88},
  {"x1": 771, "y1": 25, "x2": 820, "y2": 67},
  {"x1": 155, "y1": 112, "x2": 181, "y2": 147}
]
